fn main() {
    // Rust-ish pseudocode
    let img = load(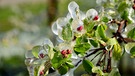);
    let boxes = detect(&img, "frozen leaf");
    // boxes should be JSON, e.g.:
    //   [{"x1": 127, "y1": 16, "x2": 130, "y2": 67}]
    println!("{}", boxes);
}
[
  {"x1": 107, "y1": 38, "x2": 117, "y2": 46},
  {"x1": 113, "y1": 43, "x2": 122, "y2": 60},
  {"x1": 83, "y1": 60, "x2": 94, "y2": 74},
  {"x1": 32, "y1": 45, "x2": 41, "y2": 58},
  {"x1": 58, "y1": 64, "x2": 69, "y2": 75},
  {"x1": 97, "y1": 24, "x2": 107, "y2": 41},
  {"x1": 92, "y1": 67, "x2": 104, "y2": 75},
  {"x1": 68, "y1": 1, "x2": 79, "y2": 19},
  {"x1": 52, "y1": 22, "x2": 58, "y2": 35},
  {"x1": 130, "y1": 46, "x2": 135, "y2": 57},
  {"x1": 117, "y1": 1, "x2": 128, "y2": 13},
  {"x1": 125, "y1": 43, "x2": 135, "y2": 54},
  {"x1": 43, "y1": 38, "x2": 54, "y2": 59},
  {"x1": 86, "y1": 9, "x2": 98, "y2": 20},
  {"x1": 62, "y1": 24, "x2": 73, "y2": 41},
  {"x1": 127, "y1": 28, "x2": 135, "y2": 39},
  {"x1": 74, "y1": 43, "x2": 90, "y2": 53}
]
